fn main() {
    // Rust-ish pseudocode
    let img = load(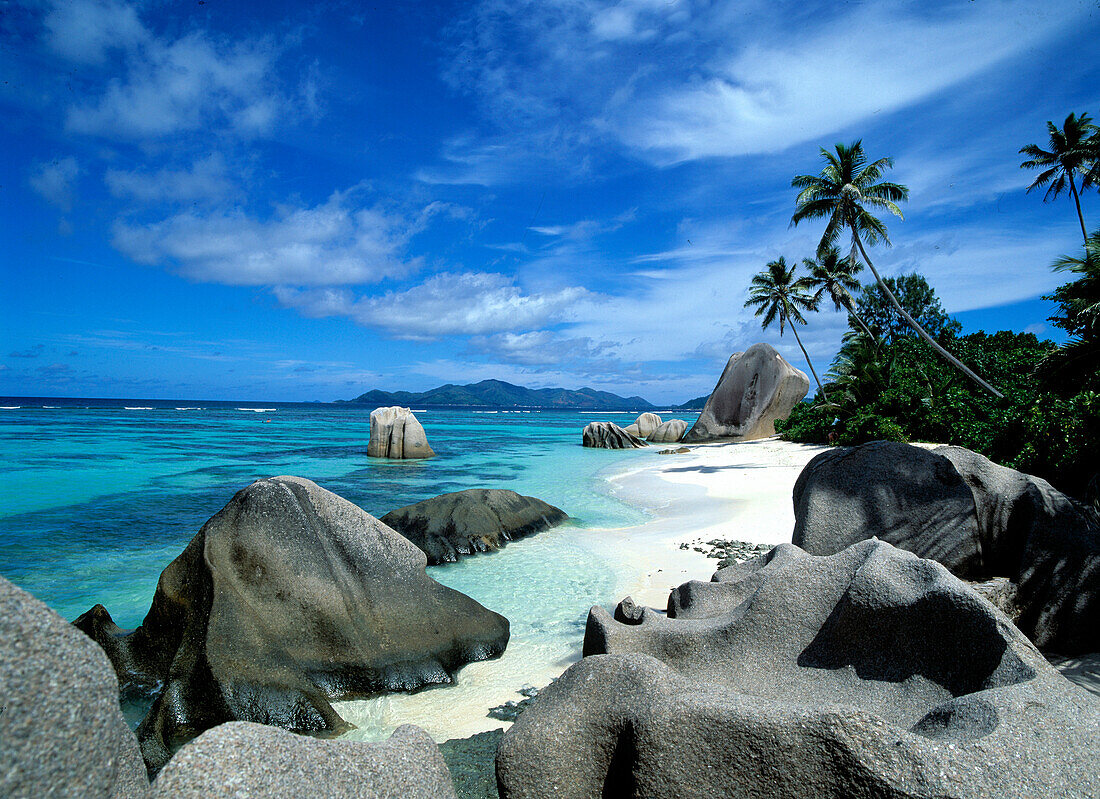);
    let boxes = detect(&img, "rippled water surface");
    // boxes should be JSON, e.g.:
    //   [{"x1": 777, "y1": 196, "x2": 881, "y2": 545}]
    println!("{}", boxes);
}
[{"x1": 0, "y1": 397, "x2": 698, "y2": 739}]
